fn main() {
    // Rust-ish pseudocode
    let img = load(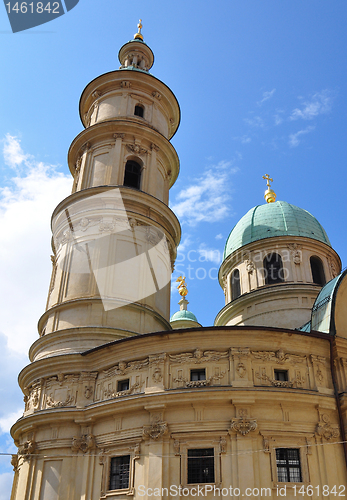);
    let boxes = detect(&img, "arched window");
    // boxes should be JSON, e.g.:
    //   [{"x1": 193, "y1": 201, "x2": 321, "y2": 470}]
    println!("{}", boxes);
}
[
  {"x1": 123, "y1": 160, "x2": 141, "y2": 190},
  {"x1": 231, "y1": 269, "x2": 241, "y2": 300},
  {"x1": 264, "y1": 253, "x2": 284, "y2": 285},
  {"x1": 134, "y1": 104, "x2": 144, "y2": 118},
  {"x1": 310, "y1": 256, "x2": 325, "y2": 285}
]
